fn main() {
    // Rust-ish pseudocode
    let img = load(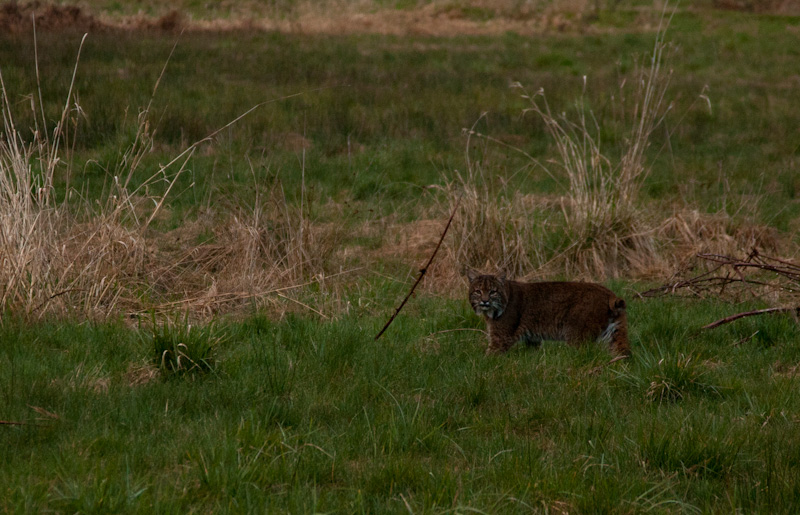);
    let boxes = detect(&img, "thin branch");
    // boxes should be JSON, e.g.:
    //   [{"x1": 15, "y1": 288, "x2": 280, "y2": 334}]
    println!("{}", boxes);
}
[
  {"x1": 375, "y1": 196, "x2": 461, "y2": 340},
  {"x1": 639, "y1": 250, "x2": 800, "y2": 299},
  {"x1": 702, "y1": 307, "x2": 800, "y2": 330},
  {"x1": 0, "y1": 420, "x2": 30, "y2": 426}
]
